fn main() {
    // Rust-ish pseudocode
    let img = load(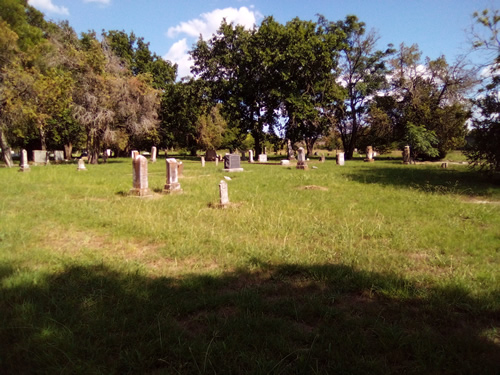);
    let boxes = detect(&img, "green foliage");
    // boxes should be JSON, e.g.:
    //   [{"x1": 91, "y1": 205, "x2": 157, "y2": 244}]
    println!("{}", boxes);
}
[{"x1": 404, "y1": 122, "x2": 439, "y2": 158}]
